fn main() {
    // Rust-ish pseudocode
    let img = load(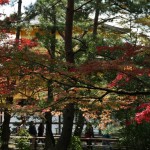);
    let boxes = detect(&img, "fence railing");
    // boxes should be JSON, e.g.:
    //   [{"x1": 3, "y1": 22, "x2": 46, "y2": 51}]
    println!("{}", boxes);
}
[{"x1": 9, "y1": 135, "x2": 120, "y2": 150}]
